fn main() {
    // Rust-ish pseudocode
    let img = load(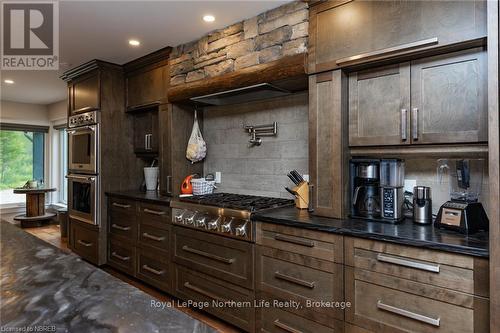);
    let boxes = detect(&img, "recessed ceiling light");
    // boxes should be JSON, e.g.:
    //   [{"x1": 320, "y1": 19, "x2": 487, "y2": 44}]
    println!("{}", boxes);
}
[
  {"x1": 128, "y1": 39, "x2": 140, "y2": 46},
  {"x1": 203, "y1": 15, "x2": 215, "y2": 23},
  {"x1": 4, "y1": 79, "x2": 14, "y2": 84}
]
